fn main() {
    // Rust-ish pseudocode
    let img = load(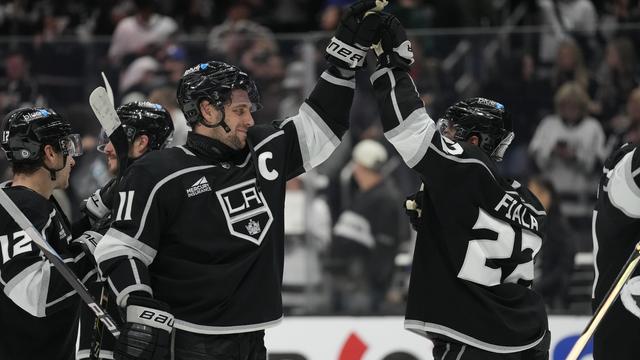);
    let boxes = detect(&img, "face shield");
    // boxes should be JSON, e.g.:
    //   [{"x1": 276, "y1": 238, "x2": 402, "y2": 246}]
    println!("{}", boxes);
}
[
  {"x1": 59, "y1": 134, "x2": 83, "y2": 157},
  {"x1": 490, "y1": 131, "x2": 515, "y2": 162},
  {"x1": 97, "y1": 128, "x2": 109, "y2": 153},
  {"x1": 436, "y1": 118, "x2": 456, "y2": 140}
]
